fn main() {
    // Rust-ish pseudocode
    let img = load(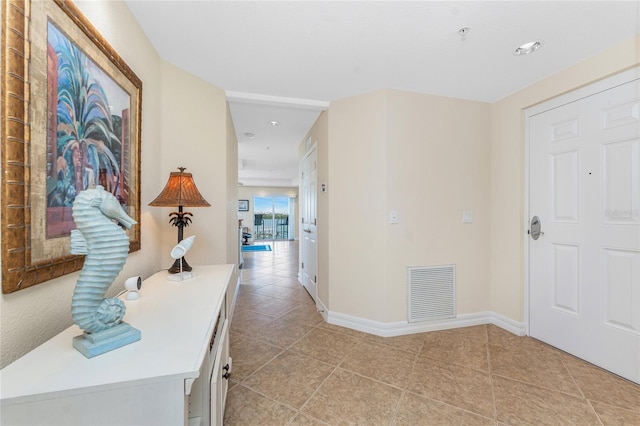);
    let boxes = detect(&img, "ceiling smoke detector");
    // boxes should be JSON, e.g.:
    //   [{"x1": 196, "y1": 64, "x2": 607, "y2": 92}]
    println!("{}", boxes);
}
[{"x1": 514, "y1": 41, "x2": 543, "y2": 56}]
